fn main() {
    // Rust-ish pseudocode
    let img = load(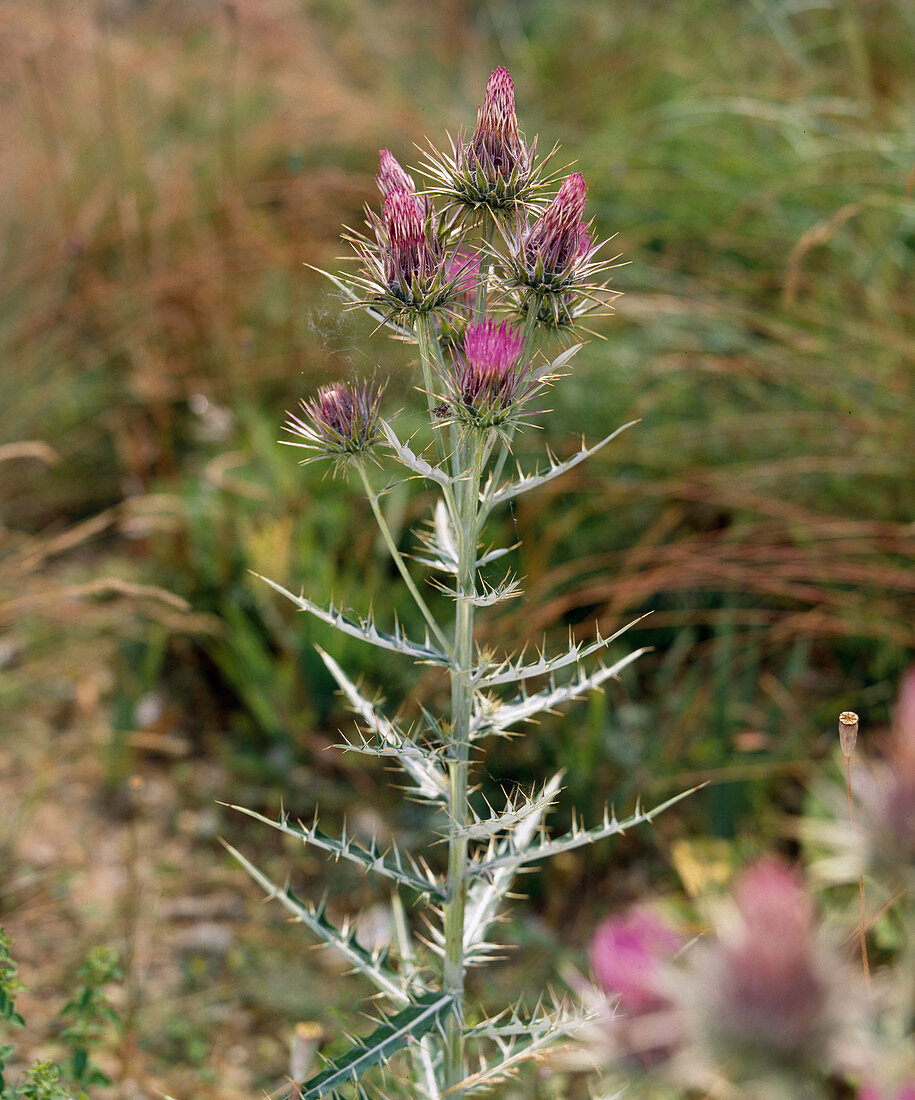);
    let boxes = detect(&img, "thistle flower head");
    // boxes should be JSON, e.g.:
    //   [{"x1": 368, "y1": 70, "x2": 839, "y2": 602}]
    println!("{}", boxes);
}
[
  {"x1": 501, "y1": 171, "x2": 620, "y2": 335},
  {"x1": 524, "y1": 172, "x2": 591, "y2": 276},
  {"x1": 443, "y1": 319, "x2": 535, "y2": 433},
  {"x1": 448, "y1": 250, "x2": 481, "y2": 307},
  {"x1": 340, "y1": 182, "x2": 467, "y2": 323},
  {"x1": 284, "y1": 380, "x2": 383, "y2": 468},
  {"x1": 420, "y1": 67, "x2": 549, "y2": 219},
  {"x1": 589, "y1": 907, "x2": 683, "y2": 1066},
  {"x1": 376, "y1": 149, "x2": 417, "y2": 199},
  {"x1": 382, "y1": 188, "x2": 439, "y2": 291}
]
